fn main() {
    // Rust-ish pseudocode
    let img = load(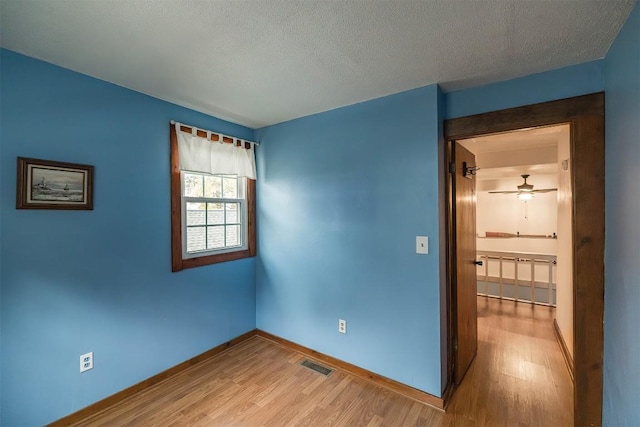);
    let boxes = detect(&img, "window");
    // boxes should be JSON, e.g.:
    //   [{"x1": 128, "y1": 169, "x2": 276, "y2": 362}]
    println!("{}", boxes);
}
[
  {"x1": 171, "y1": 123, "x2": 256, "y2": 272},
  {"x1": 183, "y1": 173, "x2": 246, "y2": 256}
]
